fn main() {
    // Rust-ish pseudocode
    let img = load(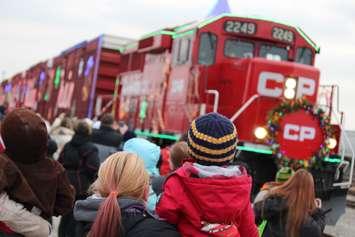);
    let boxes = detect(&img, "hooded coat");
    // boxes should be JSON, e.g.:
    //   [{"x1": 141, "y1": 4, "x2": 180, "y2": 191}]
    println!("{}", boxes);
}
[
  {"x1": 74, "y1": 196, "x2": 180, "y2": 237},
  {"x1": 0, "y1": 109, "x2": 75, "y2": 220},
  {"x1": 92, "y1": 125, "x2": 122, "y2": 148},
  {"x1": 123, "y1": 138, "x2": 160, "y2": 212},
  {"x1": 59, "y1": 134, "x2": 100, "y2": 199},
  {"x1": 254, "y1": 196, "x2": 326, "y2": 237},
  {"x1": 156, "y1": 162, "x2": 258, "y2": 237}
]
